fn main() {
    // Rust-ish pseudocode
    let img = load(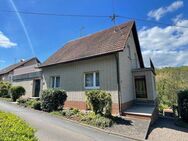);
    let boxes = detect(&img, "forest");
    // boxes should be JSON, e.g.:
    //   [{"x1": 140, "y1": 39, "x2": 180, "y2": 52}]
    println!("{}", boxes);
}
[{"x1": 156, "y1": 66, "x2": 188, "y2": 111}]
